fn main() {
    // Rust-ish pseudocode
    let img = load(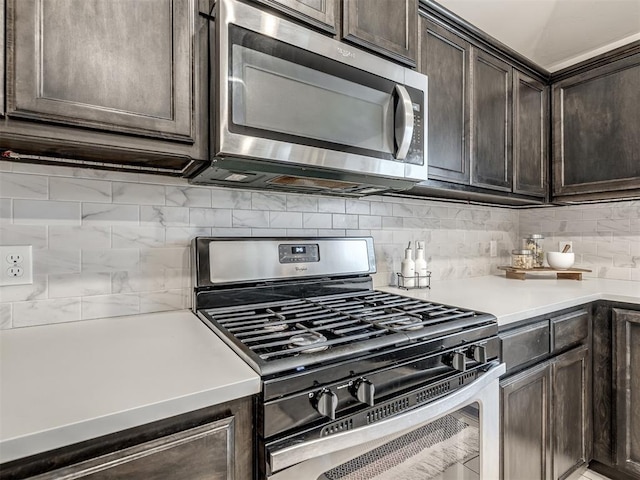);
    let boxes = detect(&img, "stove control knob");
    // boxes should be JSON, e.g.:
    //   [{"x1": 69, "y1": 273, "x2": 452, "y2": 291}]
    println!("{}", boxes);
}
[
  {"x1": 469, "y1": 345, "x2": 487, "y2": 363},
  {"x1": 353, "y1": 378, "x2": 375, "y2": 406},
  {"x1": 447, "y1": 351, "x2": 467, "y2": 372},
  {"x1": 314, "y1": 389, "x2": 338, "y2": 420}
]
